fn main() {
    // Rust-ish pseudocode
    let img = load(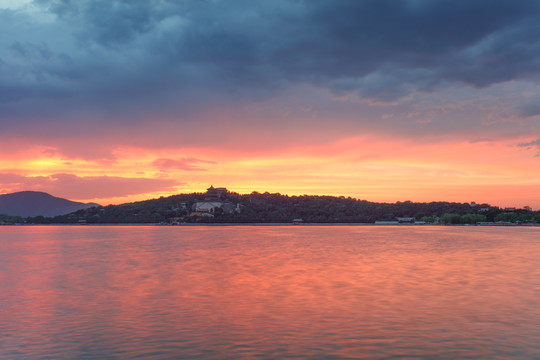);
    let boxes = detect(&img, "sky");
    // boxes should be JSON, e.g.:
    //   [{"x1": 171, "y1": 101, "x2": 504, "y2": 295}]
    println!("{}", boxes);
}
[{"x1": 0, "y1": 0, "x2": 539, "y2": 209}]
